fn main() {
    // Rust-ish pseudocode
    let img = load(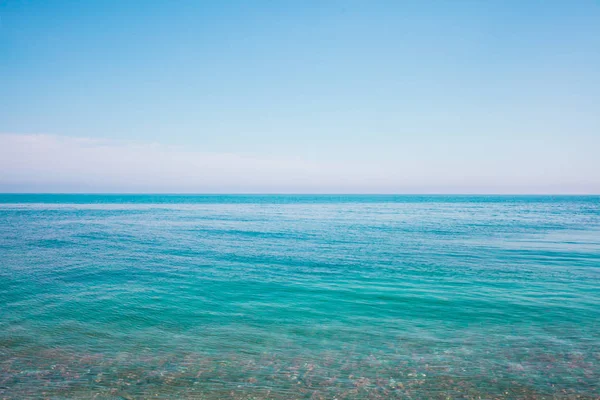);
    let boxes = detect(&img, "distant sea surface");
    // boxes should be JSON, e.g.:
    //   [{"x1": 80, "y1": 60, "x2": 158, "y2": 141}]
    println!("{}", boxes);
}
[{"x1": 1, "y1": 195, "x2": 599, "y2": 399}]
